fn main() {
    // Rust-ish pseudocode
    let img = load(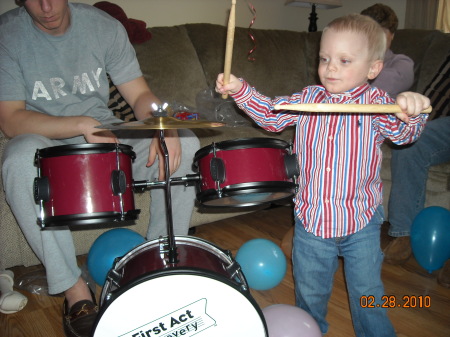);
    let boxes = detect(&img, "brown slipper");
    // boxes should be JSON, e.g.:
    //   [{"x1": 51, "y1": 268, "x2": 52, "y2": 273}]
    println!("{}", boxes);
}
[{"x1": 63, "y1": 293, "x2": 99, "y2": 337}]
